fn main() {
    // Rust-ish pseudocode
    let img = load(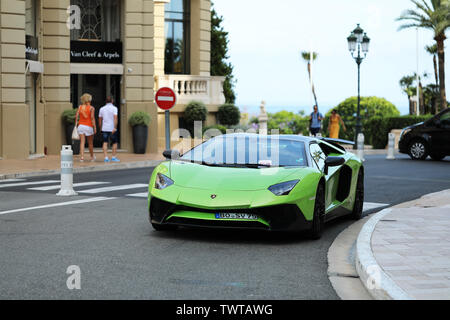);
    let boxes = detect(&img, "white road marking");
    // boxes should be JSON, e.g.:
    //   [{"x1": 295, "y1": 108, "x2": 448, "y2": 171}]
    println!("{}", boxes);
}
[
  {"x1": 0, "y1": 179, "x2": 26, "y2": 183},
  {"x1": 363, "y1": 202, "x2": 389, "y2": 211},
  {"x1": 0, "y1": 197, "x2": 116, "y2": 216},
  {"x1": 126, "y1": 192, "x2": 148, "y2": 198},
  {"x1": 0, "y1": 180, "x2": 60, "y2": 189},
  {"x1": 79, "y1": 184, "x2": 148, "y2": 194},
  {"x1": 28, "y1": 181, "x2": 110, "y2": 191}
]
